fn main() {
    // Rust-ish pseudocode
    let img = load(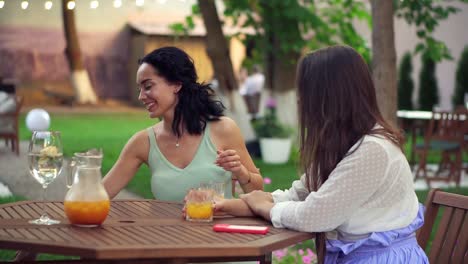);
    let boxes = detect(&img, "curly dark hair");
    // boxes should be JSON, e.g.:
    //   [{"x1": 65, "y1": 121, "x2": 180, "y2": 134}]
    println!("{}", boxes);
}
[{"x1": 139, "y1": 46, "x2": 225, "y2": 137}]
